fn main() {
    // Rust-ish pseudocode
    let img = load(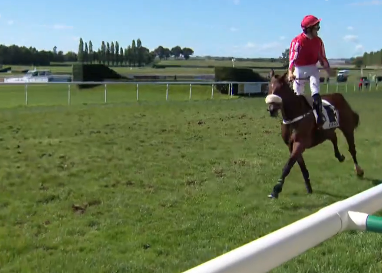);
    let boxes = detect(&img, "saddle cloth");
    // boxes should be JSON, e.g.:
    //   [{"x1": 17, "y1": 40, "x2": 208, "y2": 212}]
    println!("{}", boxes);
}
[{"x1": 299, "y1": 94, "x2": 340, "y2": 130}]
